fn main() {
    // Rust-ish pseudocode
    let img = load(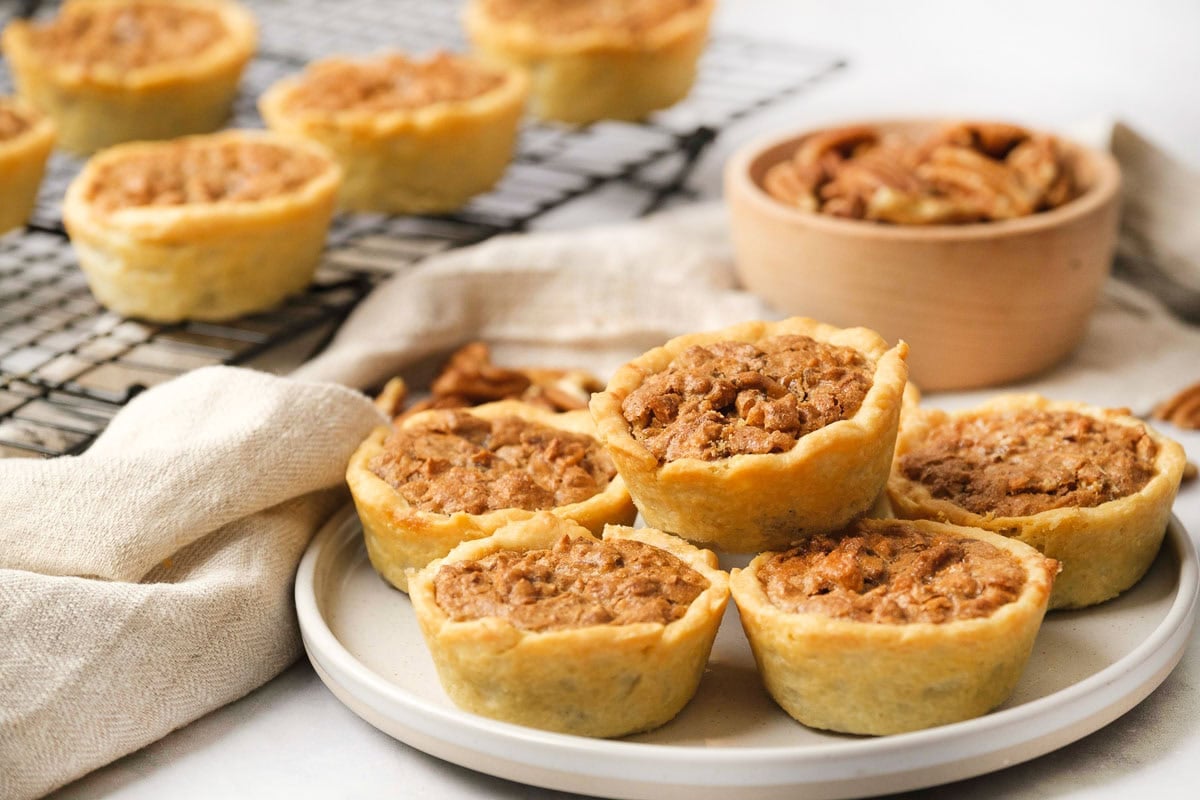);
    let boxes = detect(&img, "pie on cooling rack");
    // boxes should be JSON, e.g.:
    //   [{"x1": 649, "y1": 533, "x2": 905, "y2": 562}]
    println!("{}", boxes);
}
[
  {"x1": 731, "y1": 517, "x2": 1057, "y2": 735},
  {"x1": 62, "y1": 130, "x2": 340, "y2": 322},
  {"x1": 463, "y1": 0, "x2": 714, "y2": 123},
  {"x1": 0, "y1": 98, "x2": 55, "y2": 236},
  {"x1": 888, "y1": 394, "x2": 1187, "y2": 609},
  {"x1": 347, "y1": 400, "x2": 636, "y2": 592},
  {"x1": 259, "y1": 51, "x2": 527, "y2": 214},
  {"x1": 409, "y1": 512, "x2": 729, "y2": 737},
  {"x1": 589, "y1": 317, "x2": 909, "y2": 552},
  {"x1": 1, "y1": 0, "x2": 256, "y2": 155}
]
